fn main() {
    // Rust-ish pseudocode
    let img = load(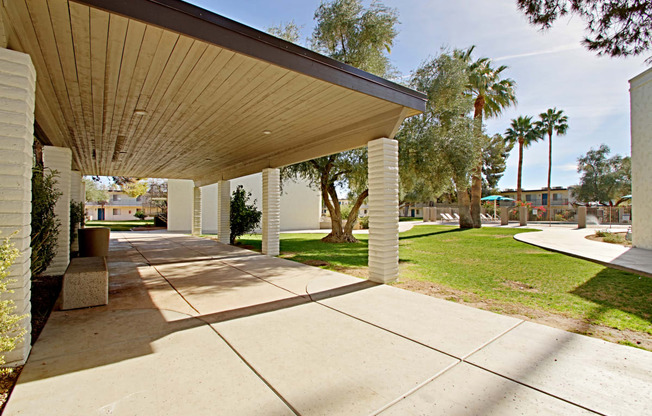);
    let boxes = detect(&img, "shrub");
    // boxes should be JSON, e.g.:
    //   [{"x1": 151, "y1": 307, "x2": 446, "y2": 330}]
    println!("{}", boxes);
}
[
  {"x1": 603, "y1": 233, "x2": 626, "y2": 244},
  {"x1": 31, "y1": 167, "x2": 61, "y2": 275},
  {"x1": 0, "y1": 234, "x2": 27, "y2": 368},
  {"x1": 230, "y1": 185, "x2": 262, "y2": 244},
  {"x1": 134, "y1": 210, "x2": 147, "y2": 220},
  {"x1": 359, "y1": 216, "x2": 369, "y2": 229},
  {"x1": 70, "y1": 201, "x2": 85, "y2": 247}
]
